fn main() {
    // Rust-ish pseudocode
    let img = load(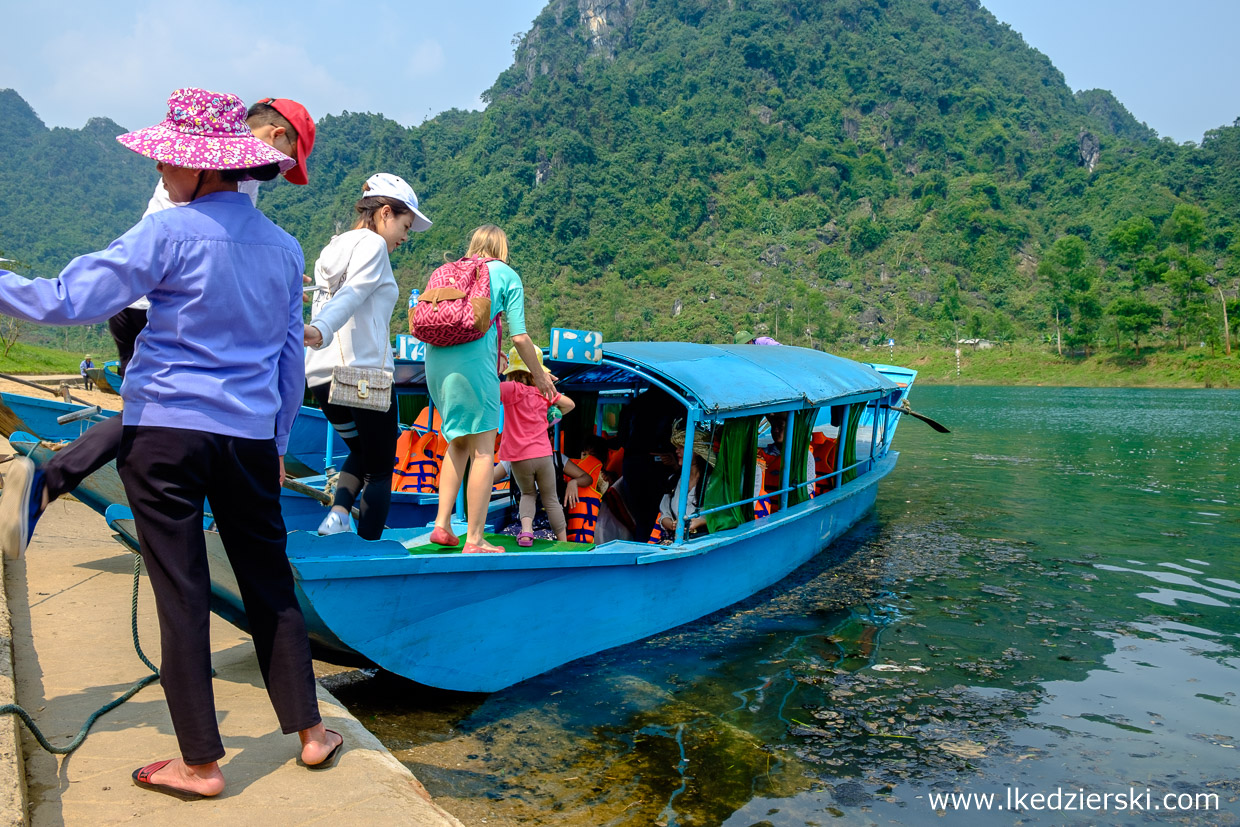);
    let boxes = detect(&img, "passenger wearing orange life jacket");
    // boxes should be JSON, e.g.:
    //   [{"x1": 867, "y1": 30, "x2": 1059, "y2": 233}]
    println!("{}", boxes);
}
[
  {"x1": 560, "y1": 439, "x2": 608, "y2": 543},
  {"x1": 811, "y1": 431, "x2": 838, "y2": 494},
  {"x1": 757, "y1": 415, "x2": 815, "y2": 513},
  {"x1": 656, "y1": 453, "x2": 708, "y2": 543},
  {"x1": 649, "y1": 423, "x2": 714, "y2": 543}
]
